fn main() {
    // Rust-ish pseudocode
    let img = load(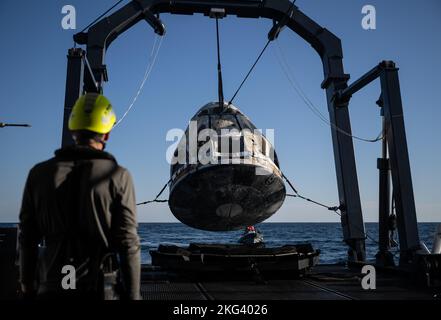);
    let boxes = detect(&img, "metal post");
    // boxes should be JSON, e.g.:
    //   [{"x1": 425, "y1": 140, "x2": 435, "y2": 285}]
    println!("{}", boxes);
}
[
  {"x1": 62, "y1": 48, "x2": 84, "y2": 147},
  {"x1": 379, "y1": 61, "x2": 420, "y2": 264},
  {"x1": 324, "y1": 81, "x2": 366, "y2": 262},
  {"x1": 375, "y1": 106, "x2": 394, "y2": 266}
]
